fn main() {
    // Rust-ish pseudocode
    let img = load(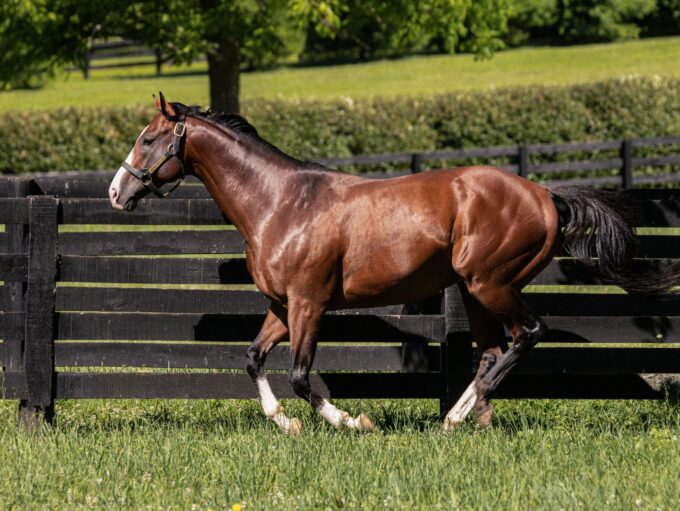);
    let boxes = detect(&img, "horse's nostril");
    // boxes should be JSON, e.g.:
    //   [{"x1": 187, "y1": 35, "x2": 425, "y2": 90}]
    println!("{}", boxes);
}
[{"x1": 110, "y1": 187, "x2": 118, "y2": 200}]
